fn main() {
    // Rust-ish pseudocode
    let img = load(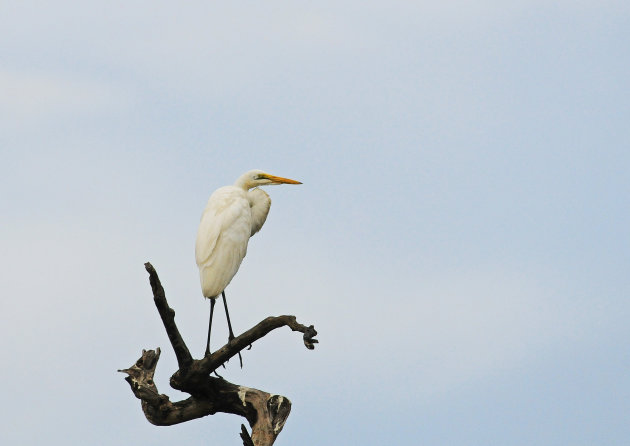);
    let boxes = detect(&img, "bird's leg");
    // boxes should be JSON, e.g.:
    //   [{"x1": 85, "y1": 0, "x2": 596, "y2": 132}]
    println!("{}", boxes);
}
[
  {"x1": 222, "y1": 291, "x2": 237, "y2": 341},
  {"x1": 205, "y1": 297, "x2": 216, "y2": 357},
  {"x1": 222, "y1": 291, "x2": 243, "y2": 368}
]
